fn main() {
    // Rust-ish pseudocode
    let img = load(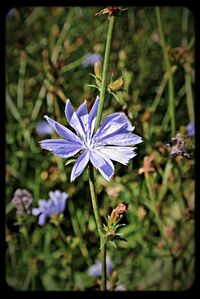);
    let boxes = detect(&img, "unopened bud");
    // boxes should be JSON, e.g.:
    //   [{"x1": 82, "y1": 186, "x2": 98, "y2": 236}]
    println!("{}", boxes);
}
[
  {"x1": 108, "y1": 77, "x2": 124, "y2": 92},
  {"x1": 94, "y1": 61, "x2": 102, "y2": 80},
  {"x1": 110, "y1": 202, "x2": 128, "y2": 221}
]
